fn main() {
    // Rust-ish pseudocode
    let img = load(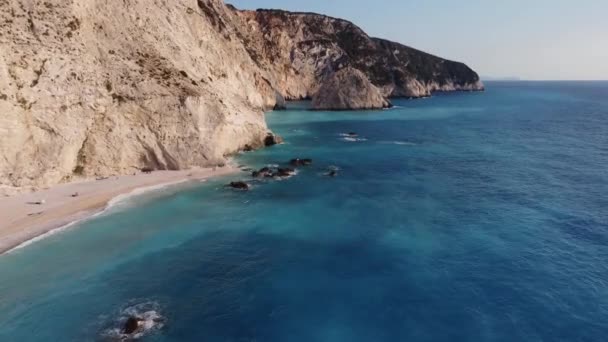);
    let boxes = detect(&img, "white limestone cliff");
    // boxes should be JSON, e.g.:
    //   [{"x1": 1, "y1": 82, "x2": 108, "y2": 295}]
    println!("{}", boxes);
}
[{"x1": 0, "y1": 0, "x2": 274, "y2": 194}]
